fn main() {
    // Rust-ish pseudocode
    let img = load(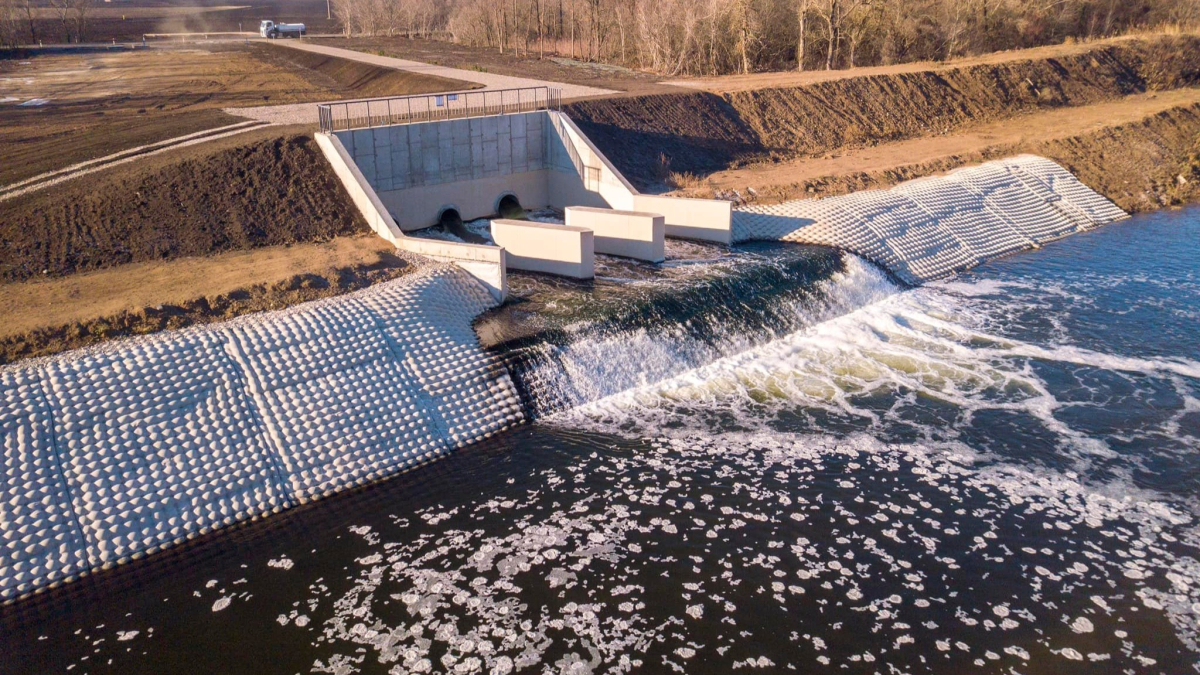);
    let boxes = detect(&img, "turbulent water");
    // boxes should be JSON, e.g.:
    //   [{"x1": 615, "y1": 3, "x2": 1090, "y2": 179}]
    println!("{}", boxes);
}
[{"x1": 3, "y1": 207, "x2": 1199, "y2": 674}]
